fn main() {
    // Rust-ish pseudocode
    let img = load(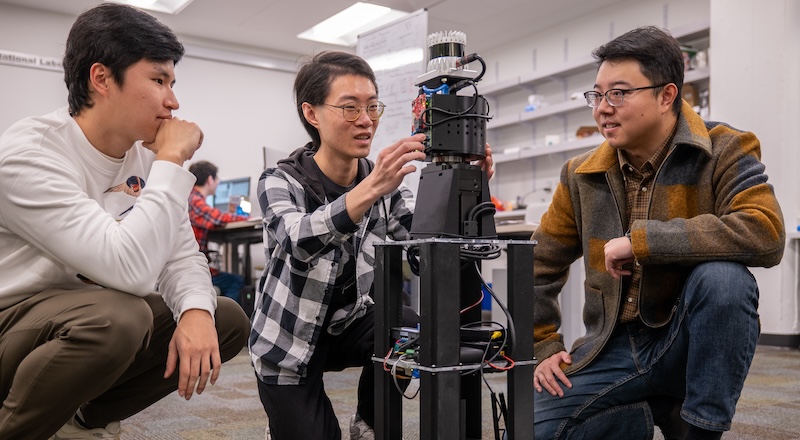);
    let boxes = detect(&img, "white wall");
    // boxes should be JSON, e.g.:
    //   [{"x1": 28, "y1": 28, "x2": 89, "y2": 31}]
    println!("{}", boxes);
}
[
  {"x1": 0, "y1": 2, "x2": 308, "y2": 203},
  {"x1": 710, "y1": 0, "x2": 800, "y2": 338},
  {"x1": 0, "y1": 2, "x2": 311, "y2": 279}
]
